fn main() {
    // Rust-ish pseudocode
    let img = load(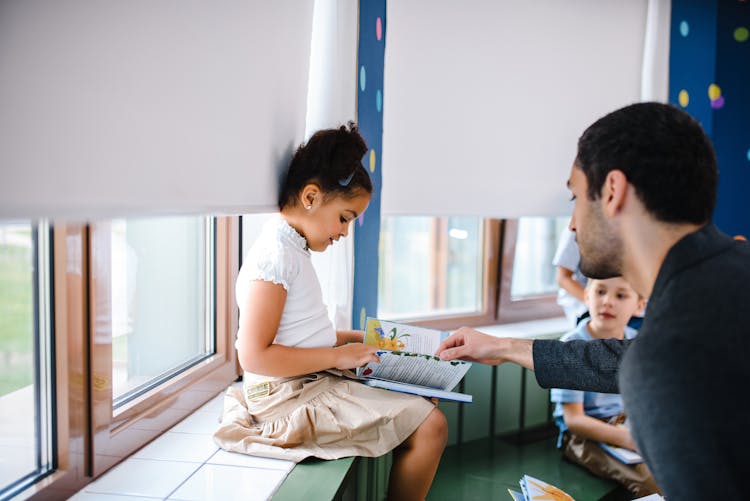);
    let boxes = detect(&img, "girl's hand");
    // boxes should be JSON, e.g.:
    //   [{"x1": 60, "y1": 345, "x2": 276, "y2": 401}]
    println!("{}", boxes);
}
[{"x1": 333, "y1": 343, "x2": 380, "y2": 370}]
